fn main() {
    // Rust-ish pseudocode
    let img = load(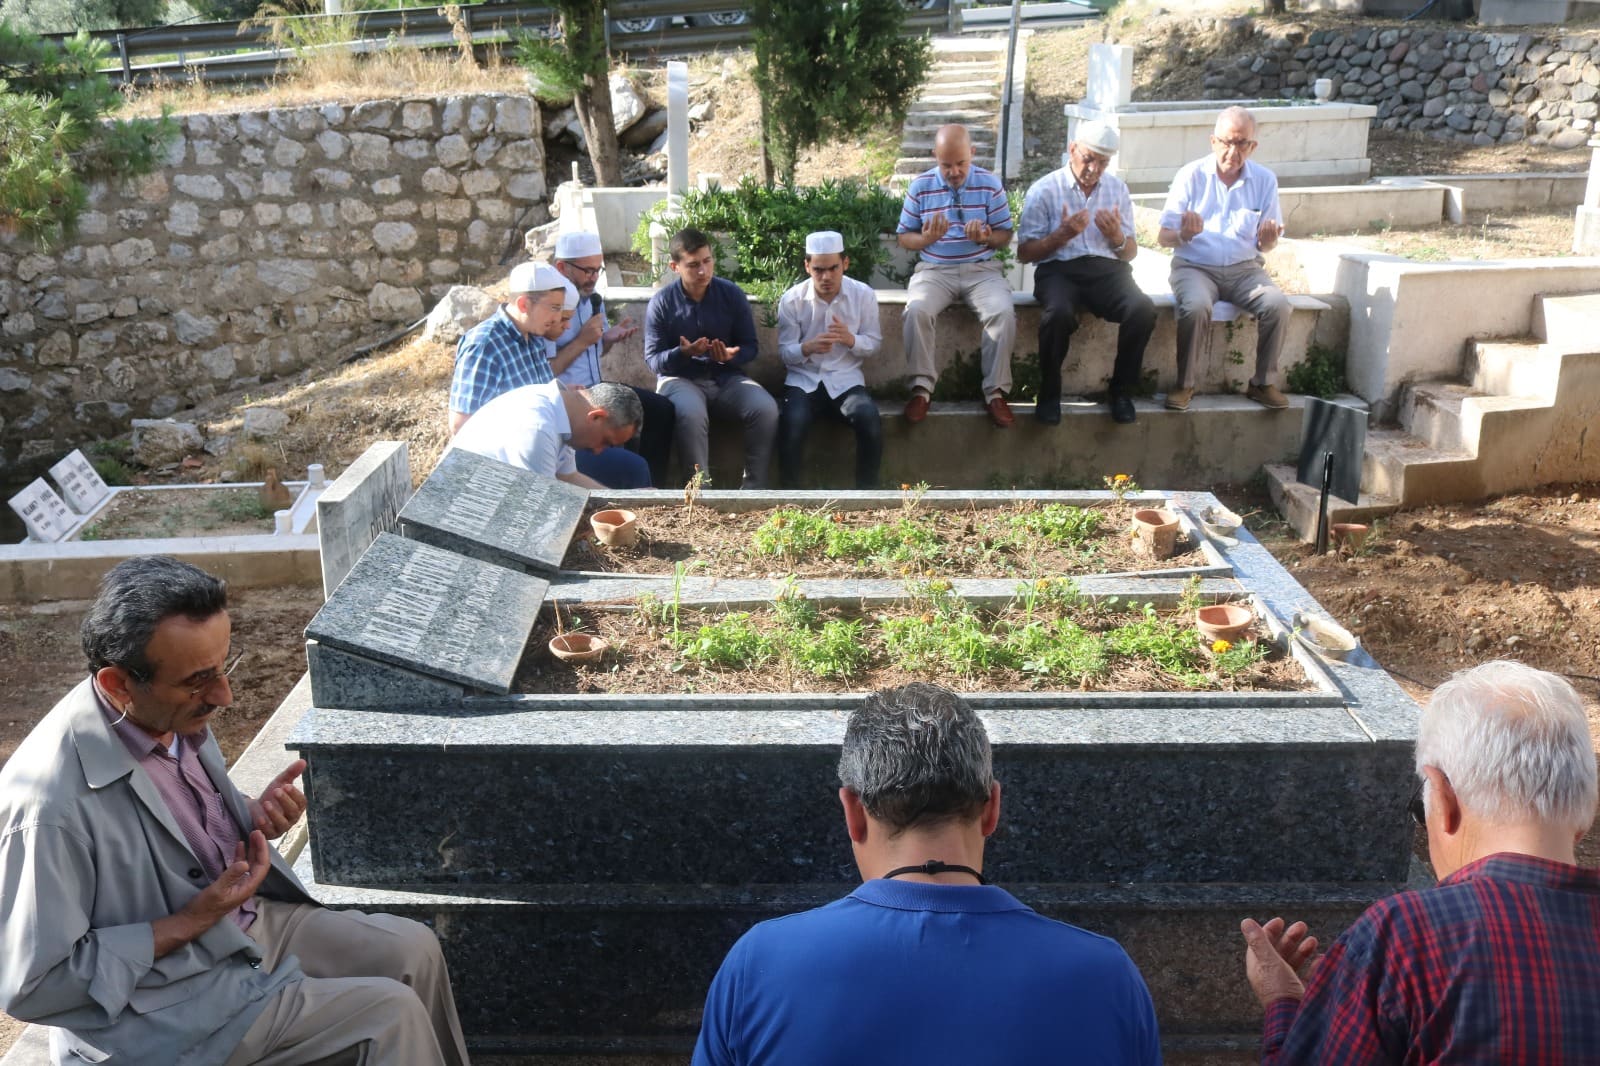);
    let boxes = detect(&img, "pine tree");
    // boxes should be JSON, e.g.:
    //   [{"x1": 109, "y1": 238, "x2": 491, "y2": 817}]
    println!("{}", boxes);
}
[
  {"x1": 515, "y1": 0, "x2": 622, "y2": 187},
  {"x1": 0, "y1": 25, "x2": 175, "y2": 244}
]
